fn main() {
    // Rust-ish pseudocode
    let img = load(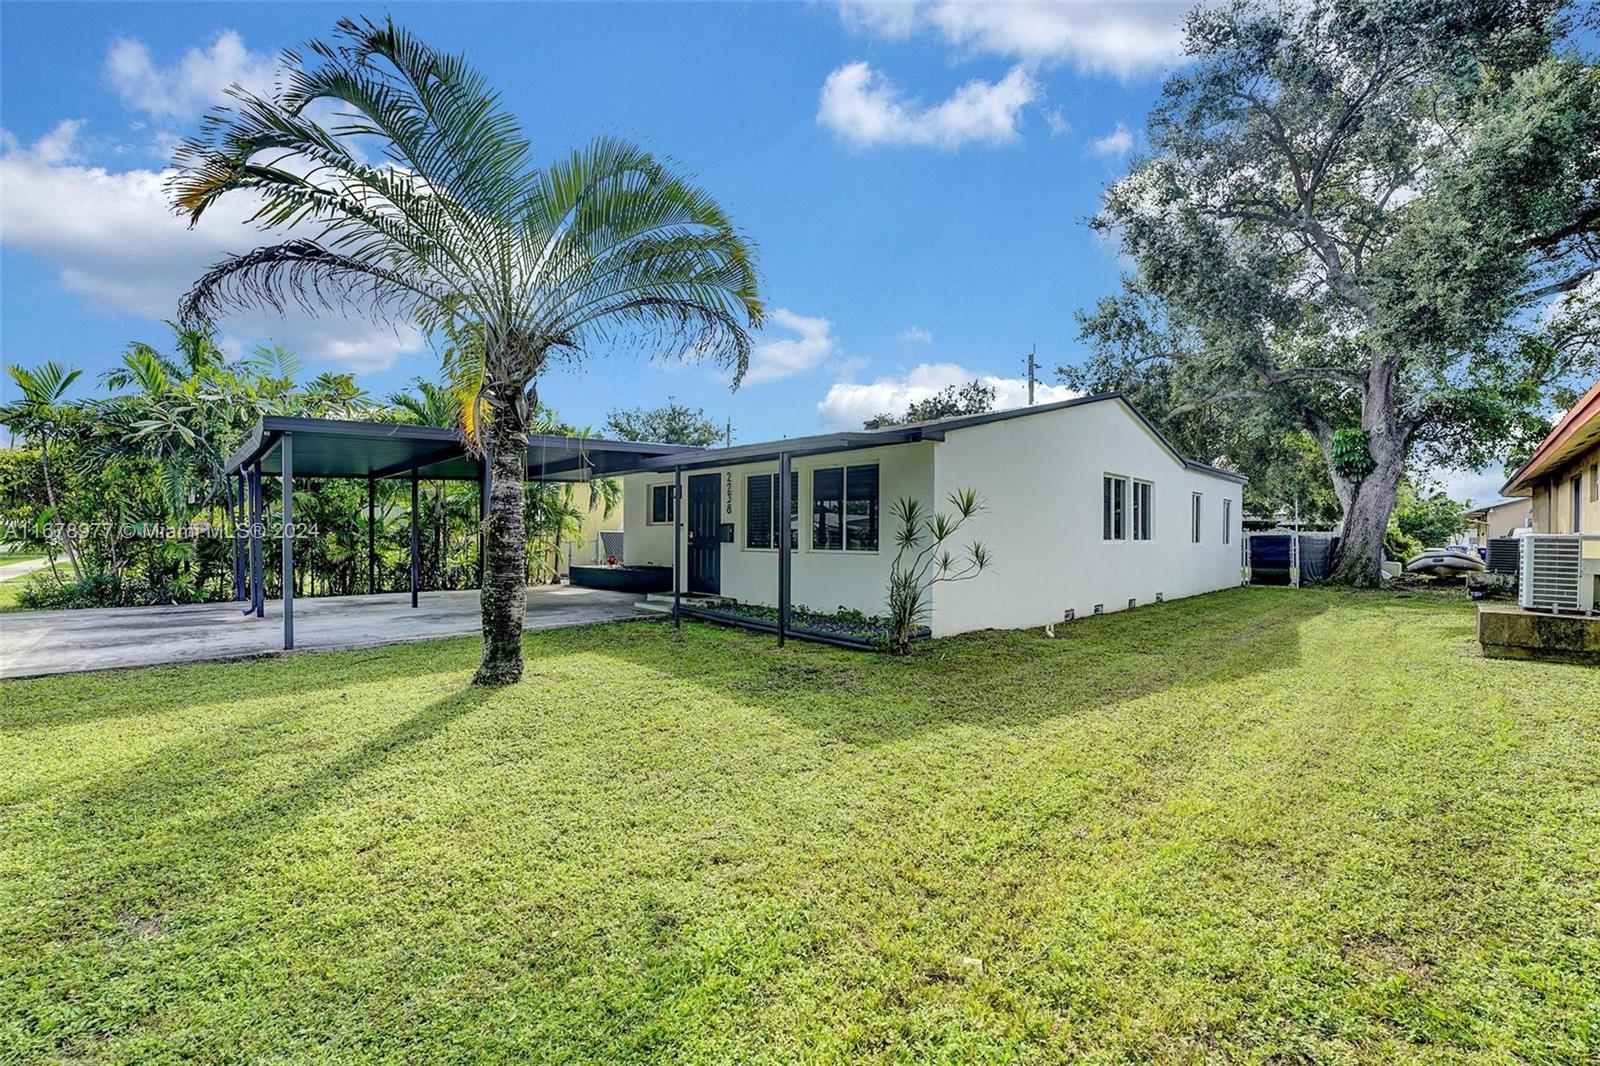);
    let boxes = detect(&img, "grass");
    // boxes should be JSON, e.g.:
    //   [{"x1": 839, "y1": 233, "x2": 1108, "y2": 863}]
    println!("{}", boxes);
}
[
  {"x1": 0, "y1": 559, "x2": 65, "y2": 612},
  {"x1": 1, "y1": 587, "x2": 1595, "y2": 1064}
]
